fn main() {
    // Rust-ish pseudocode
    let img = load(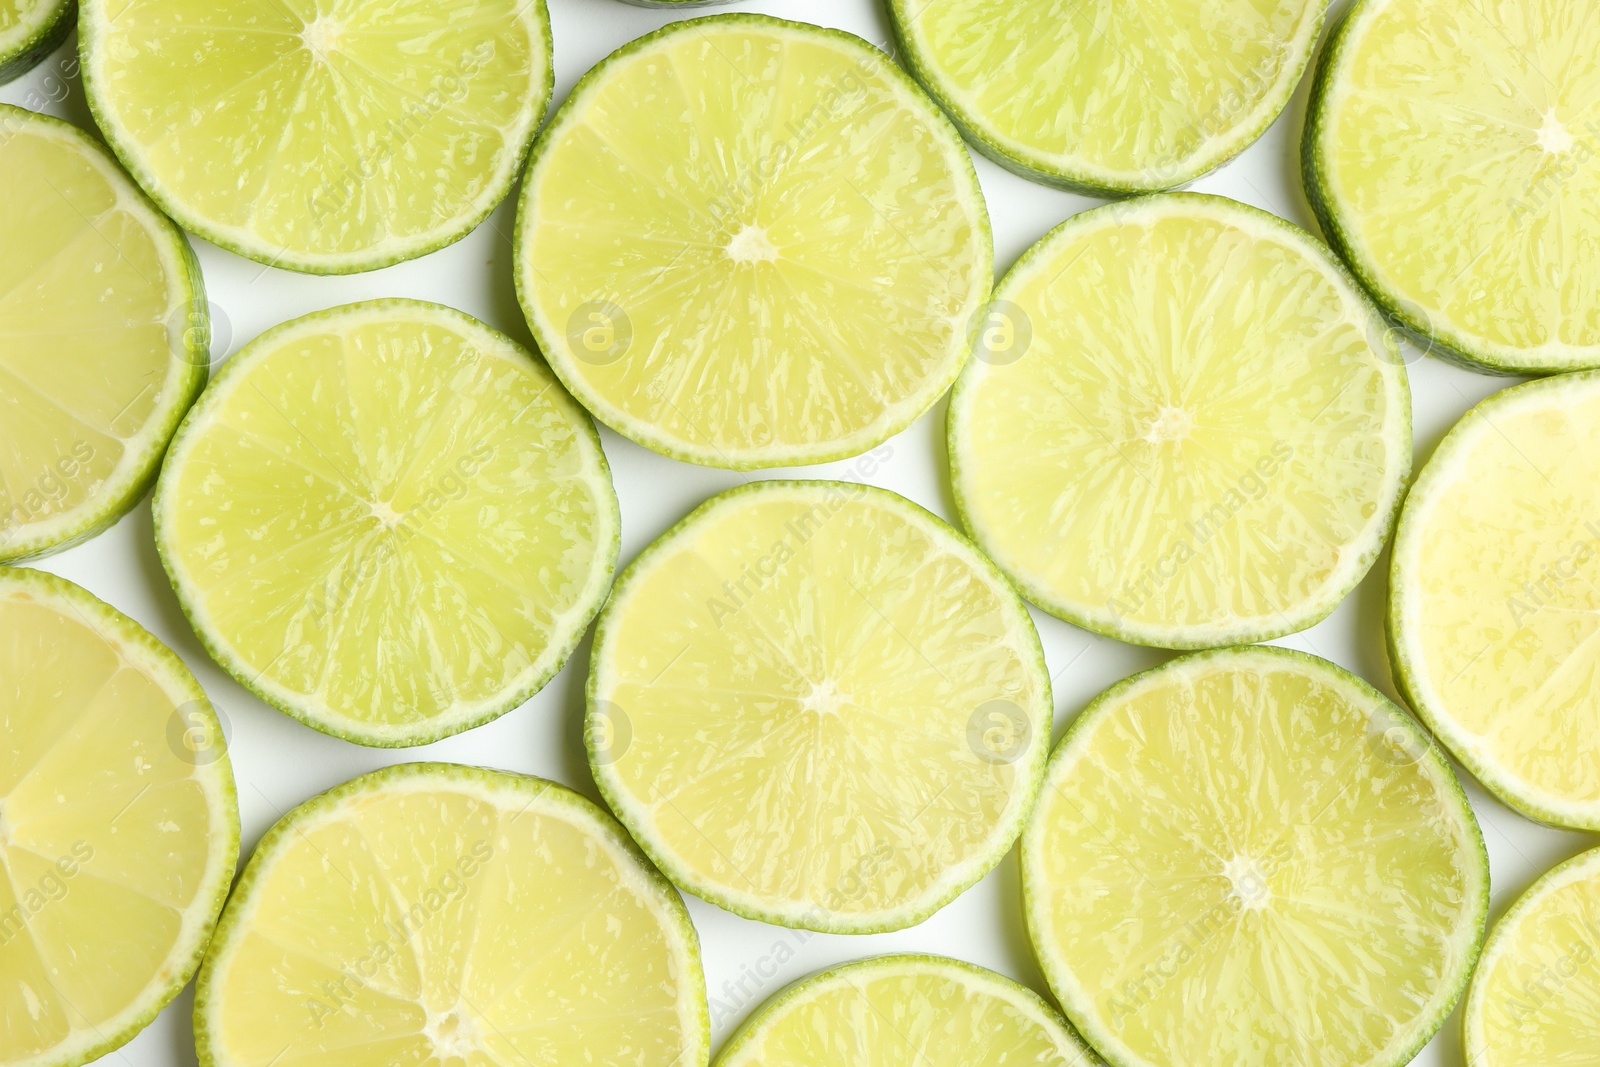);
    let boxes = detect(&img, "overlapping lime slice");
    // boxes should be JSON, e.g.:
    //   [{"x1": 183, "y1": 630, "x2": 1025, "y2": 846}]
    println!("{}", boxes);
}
[
  {"x1": 154, "y1": 300, "x2": 619, "y2": 746},
  {"x1": 0, "y1": 0, "x2": 70, "y2": 84},
  {"x1": 0, "y1": 104, "x2": 208, "y2": 564},
  {"x1": 1023, "y1": 646, "x2": 1488, "y2": 1067},
  {"x1": 80, "y1": 0, "x2": 552, "y2": 273},
  {"x1": 516, "y1": 14, "x2": 990, "y2": 469},
  {"x1": 1306, "y1": 0, "x2": 1600, "y2": 372},
  {"x1": 0, "y1": 567, "x2": 238, "y2": 1067},
  {"x1": 589, "y1": 480, "x2": 1050, "y2": 933},
  {"x1": 194, "y1": 763, "x2": 709, "y2": 1067}
]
